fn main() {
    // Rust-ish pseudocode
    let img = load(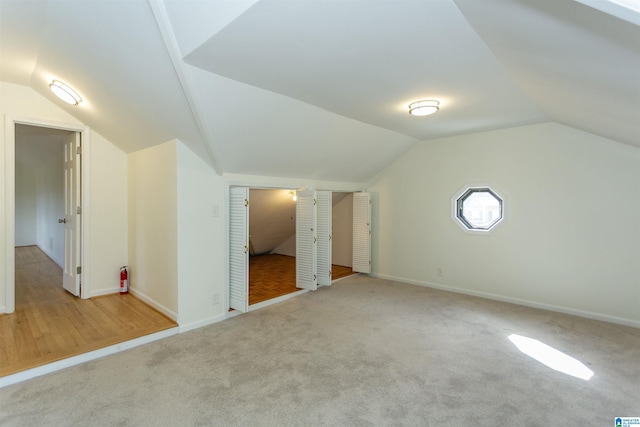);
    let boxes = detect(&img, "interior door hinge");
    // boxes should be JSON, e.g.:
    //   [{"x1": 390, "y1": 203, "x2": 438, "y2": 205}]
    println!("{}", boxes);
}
[
  {"x1": 76, "y1": 146, "x2": 81, "y2": 155},
  {"x1": 313, "y1": 274, "x2": 317, "y2": 281},
  {"x1": 77, "y1": 266, "x2": 82, "y2": 274},
  {"x1": 244, "y1": 199, "x2": 249, "y2": 207},
  {"x1": 76, "y1": 206, "x2": 82, "y2": 214}
]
